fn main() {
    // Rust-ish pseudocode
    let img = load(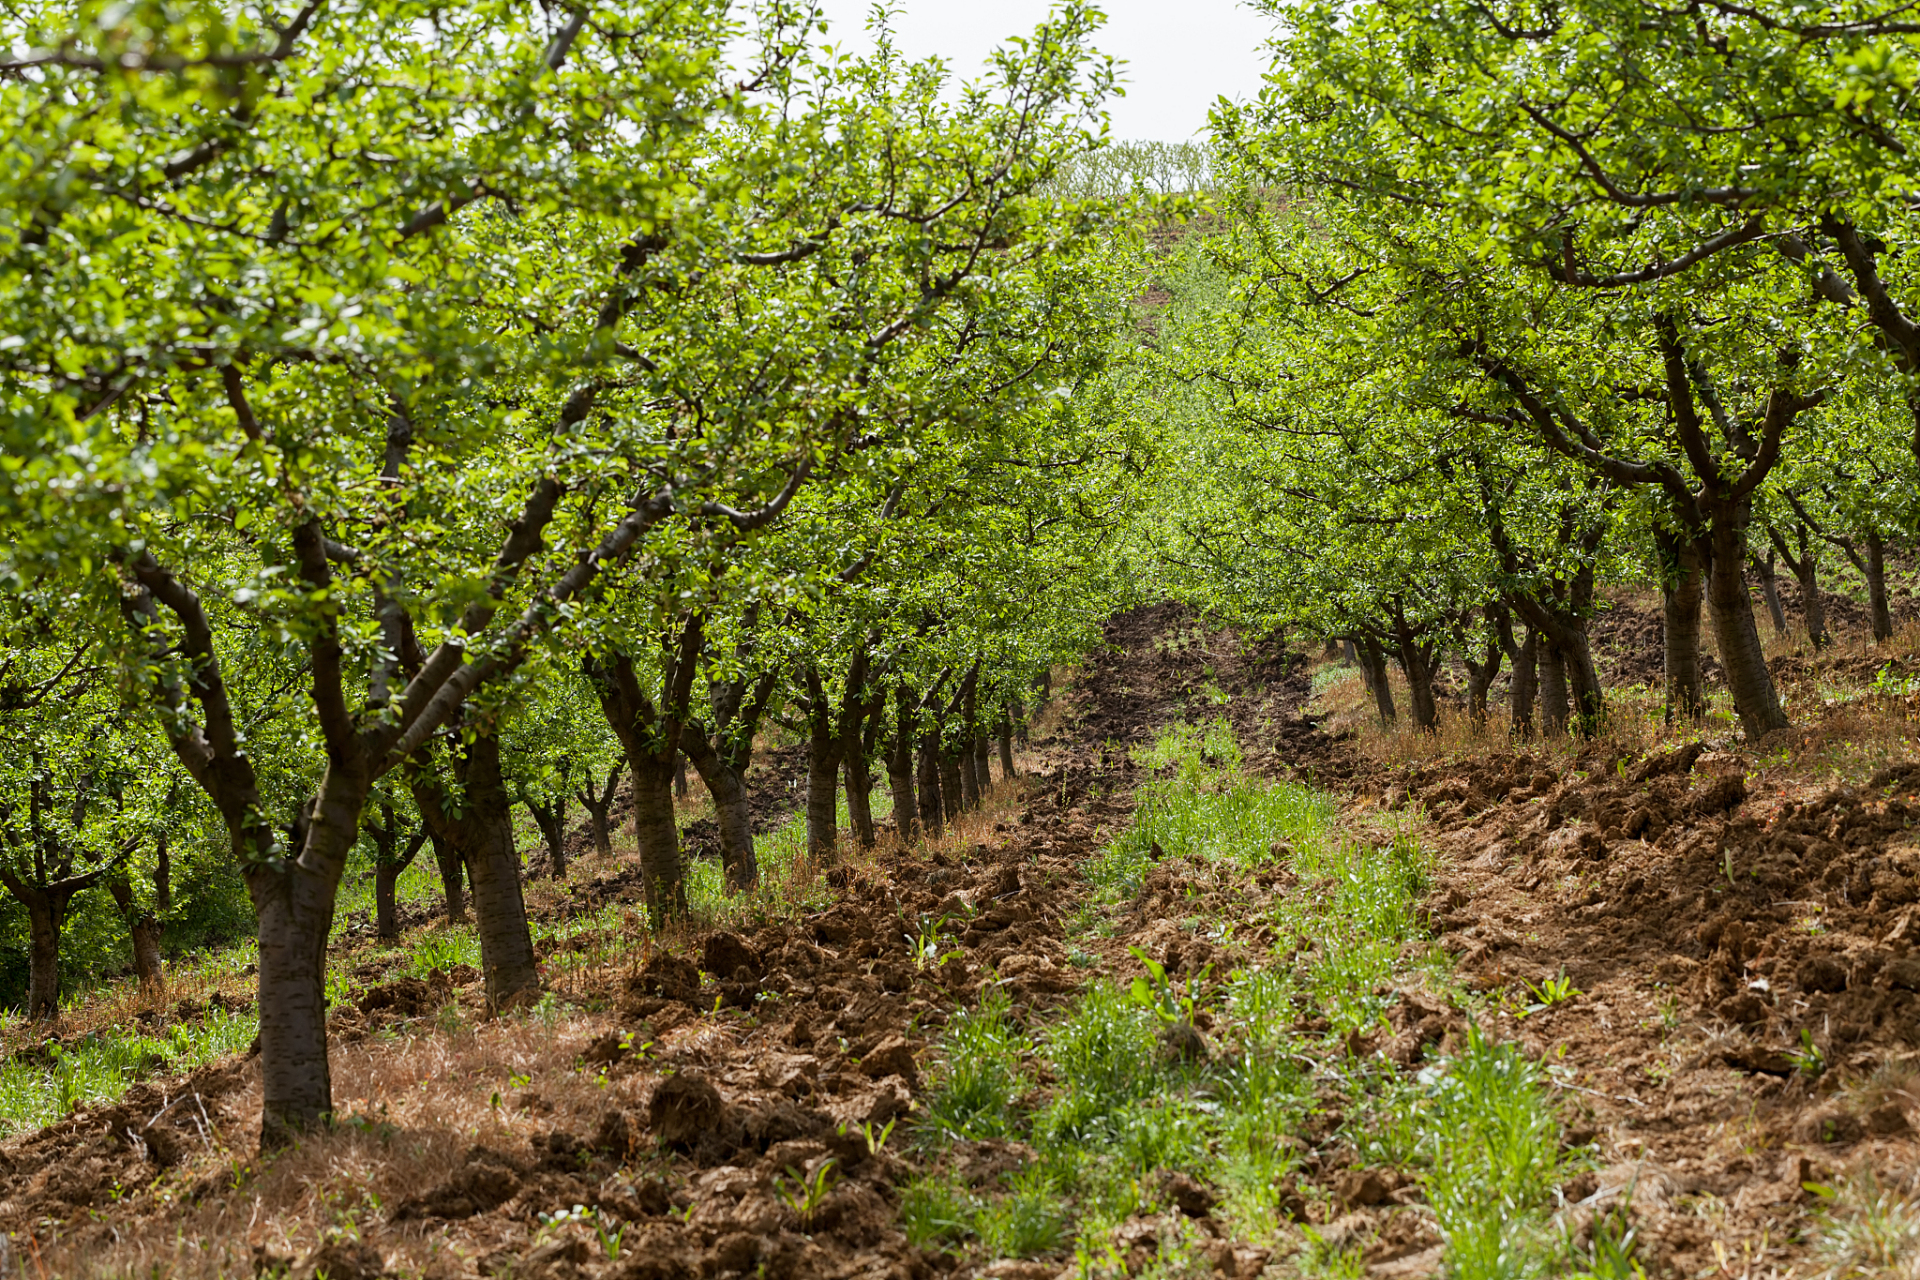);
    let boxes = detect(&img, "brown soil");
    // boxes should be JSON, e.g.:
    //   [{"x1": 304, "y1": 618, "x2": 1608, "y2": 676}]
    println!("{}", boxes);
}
[{"x1": 8, "y1": 604, "x2": 1920, "y2": 1278}]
